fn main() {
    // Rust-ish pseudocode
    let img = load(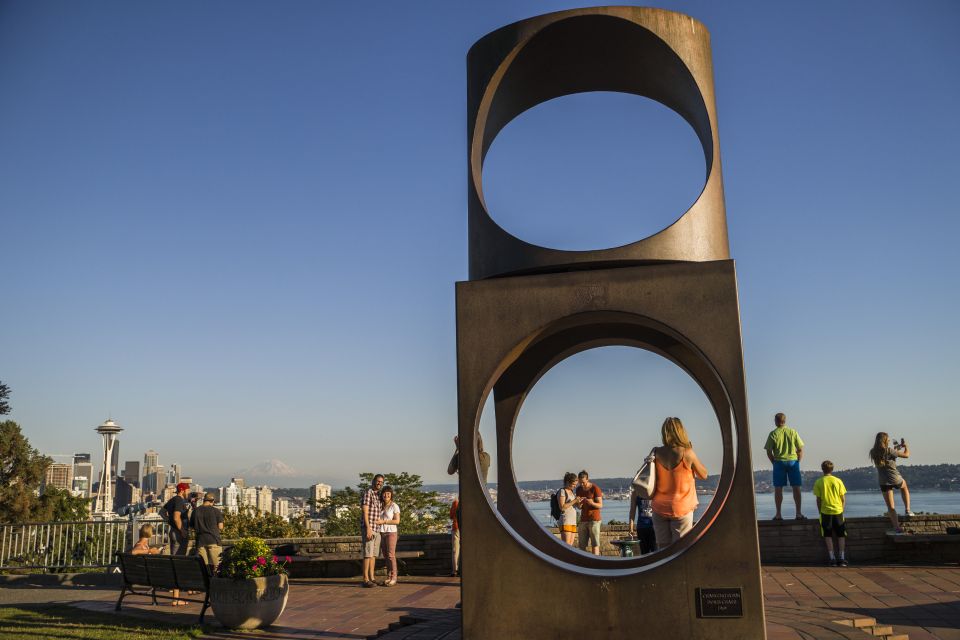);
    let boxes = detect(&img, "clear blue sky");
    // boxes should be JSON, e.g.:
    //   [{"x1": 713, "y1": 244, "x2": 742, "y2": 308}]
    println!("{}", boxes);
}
[{"x1": 2, "y1": 1, "x2": 958, "y2": 490}]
